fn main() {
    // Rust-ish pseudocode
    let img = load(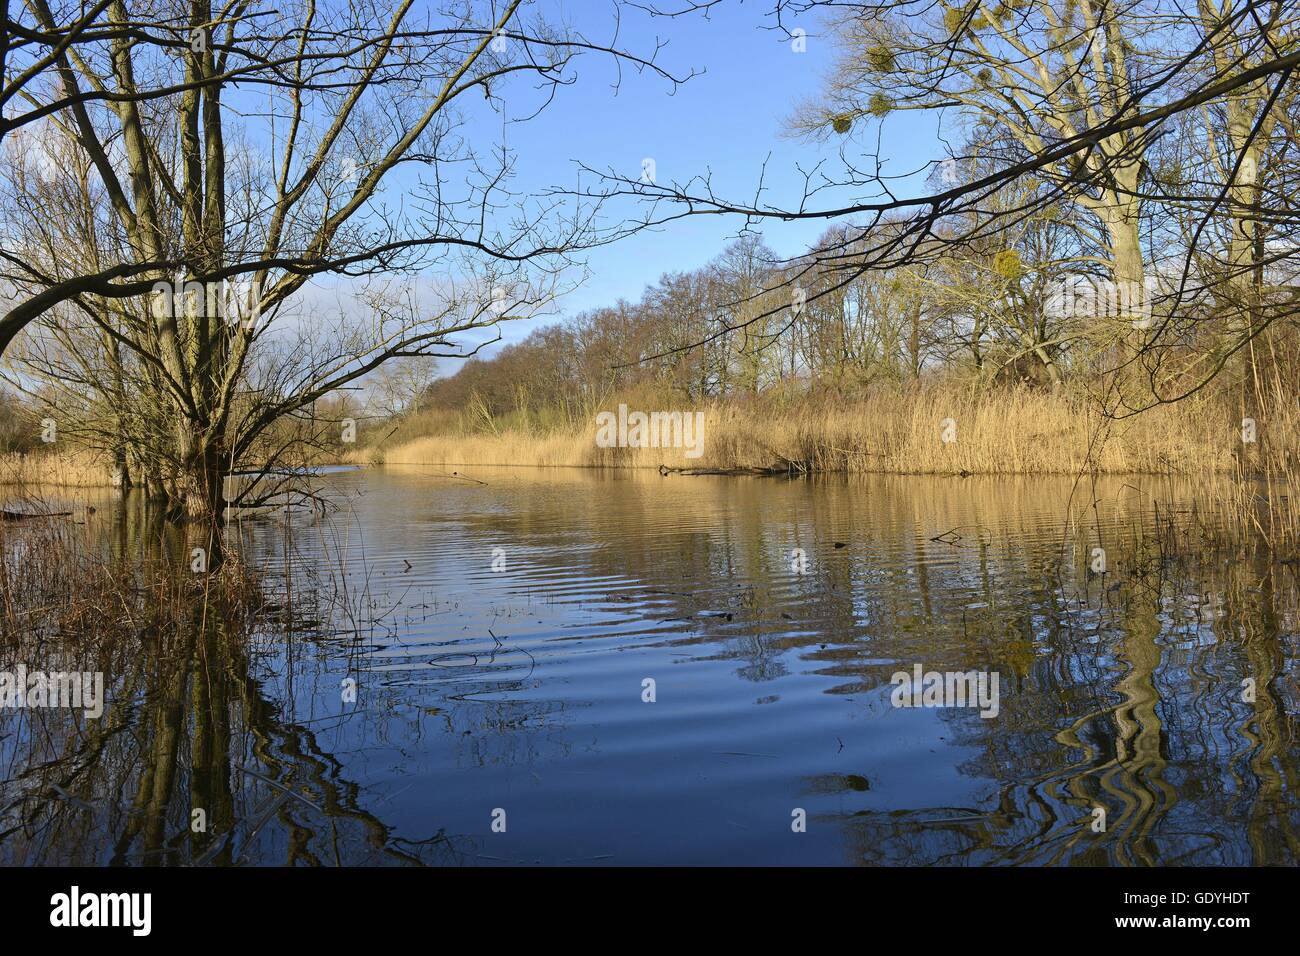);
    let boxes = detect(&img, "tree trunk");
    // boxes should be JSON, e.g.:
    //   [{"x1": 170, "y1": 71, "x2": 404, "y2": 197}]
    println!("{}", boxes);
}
[
  {"x1": 175, "y1": 434, "x2": 226, "y2": 526},
  {"x1": 111, "y1": 444, "x2": 132, "y2": 491}
]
